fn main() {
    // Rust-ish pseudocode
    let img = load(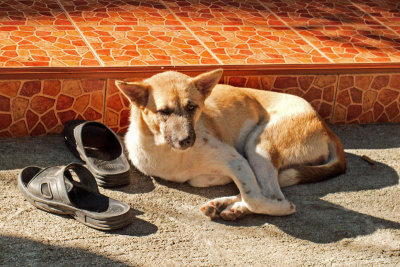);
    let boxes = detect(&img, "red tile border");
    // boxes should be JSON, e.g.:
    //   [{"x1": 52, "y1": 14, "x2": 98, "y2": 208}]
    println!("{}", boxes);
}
[{"x1": 1, "y1": 64, "x2": 400, "y2": 81}]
